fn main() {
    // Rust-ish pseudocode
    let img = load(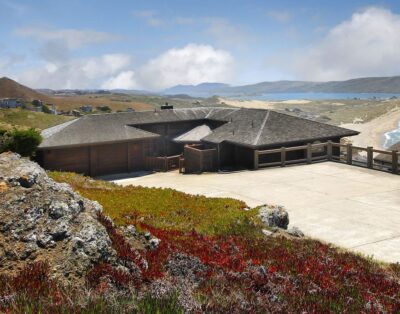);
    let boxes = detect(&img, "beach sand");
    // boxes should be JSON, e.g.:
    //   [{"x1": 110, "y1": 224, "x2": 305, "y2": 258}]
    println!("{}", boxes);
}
[
  {"x1": 219, "y1": 97, "x2": 311, "y2": 109},
  {"x1": 341, "y1": 107, "x2": 400, "y2": 149}
]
